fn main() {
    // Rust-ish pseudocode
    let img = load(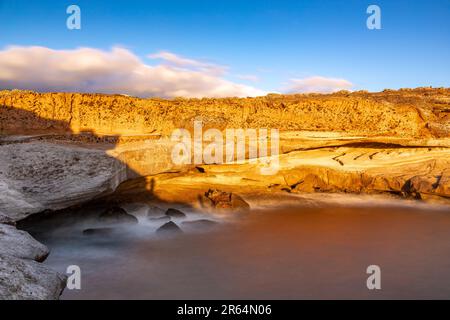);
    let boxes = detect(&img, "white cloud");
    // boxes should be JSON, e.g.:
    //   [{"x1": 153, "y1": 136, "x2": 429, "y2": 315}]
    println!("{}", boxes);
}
[
  {"x1": 0, "y1": 46, "x2": 266, "y2": 98},
  {"x1": 236, "y1": 74, "x2": 260, "y2": 82},
  {"x1": 148, "y1": 51, "x2": 228, "y2": 76},
  {"x1": 284, "y1": 76, "x2": 353, "y2": 93}
]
